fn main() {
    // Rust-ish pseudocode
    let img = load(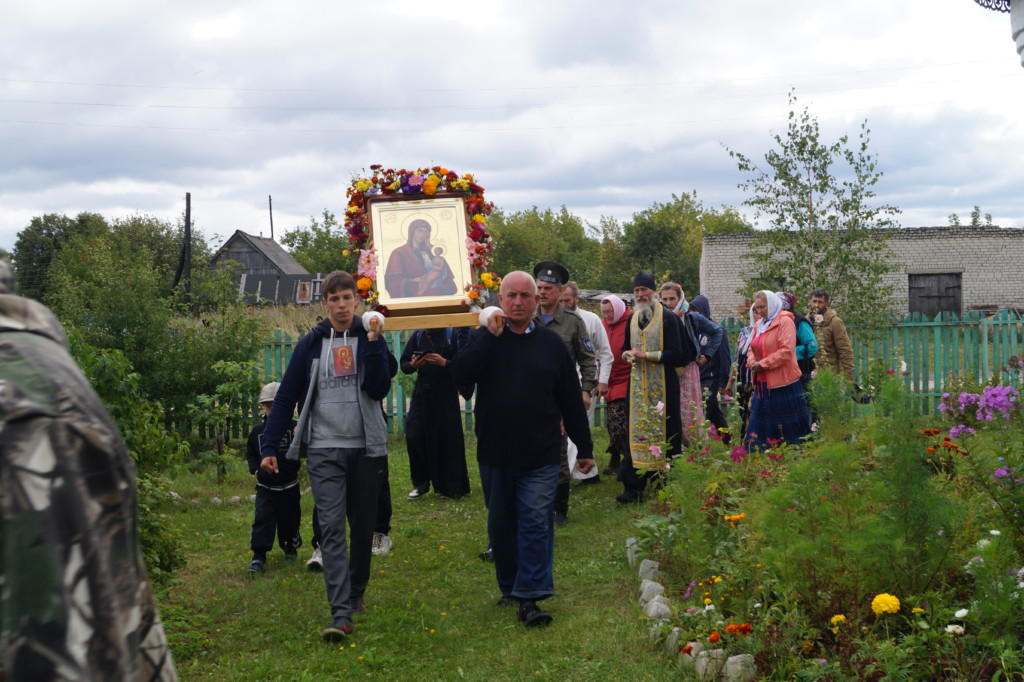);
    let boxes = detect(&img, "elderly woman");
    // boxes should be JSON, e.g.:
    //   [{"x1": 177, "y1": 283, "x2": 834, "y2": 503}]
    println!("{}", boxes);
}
[
  {"x1": 744, "y1": 290, "x2": 812, "y2": 449},
  {"x1": 600, "y1": 294, "x2": 631, "y2": 475}
]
